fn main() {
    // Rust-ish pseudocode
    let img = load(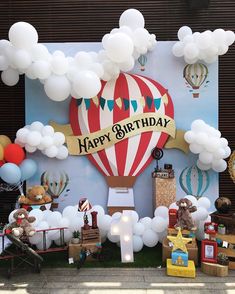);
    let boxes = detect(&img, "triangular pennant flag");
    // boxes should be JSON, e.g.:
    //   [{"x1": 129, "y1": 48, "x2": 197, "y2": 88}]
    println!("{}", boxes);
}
[
  {"x1": 84, "y1": 98, "x2": 91, "y2": 110},
  {"x1": 162, "y1": 93, "x2": 169, "y2": 105},
  {"x1": 154, "y1": 98, "x2": 161, "y2": 110},
  {"x1": 76, "y1": 98, "x2": 83, "y2": 107},
  {"x1": 107, "y1": 100, "x2": 115, "y2": 111},
  {"x1": 131, "y1": 100, "x2": 138, "y2": 112},
  {"x1": 139, "y1": 96, "x2": 145, "y2": 107},
  {"x1": 92, "y1": 96, "x2": 99, "y2": 107},
  {"x1": 123, "y1": 98, "x2": 130, "y2": 110},
  {"x1": 146, "y1": 96, "x2": 153, "y2": 109},
  {"x1": 100, "y1": 97, "x2": 106, "y2": 110},
  {"x1": 116, "y1": 97, "x2": 122, "y2": 109}
]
